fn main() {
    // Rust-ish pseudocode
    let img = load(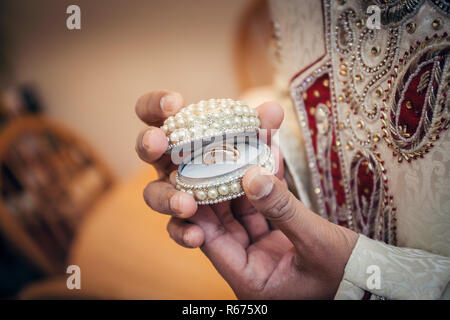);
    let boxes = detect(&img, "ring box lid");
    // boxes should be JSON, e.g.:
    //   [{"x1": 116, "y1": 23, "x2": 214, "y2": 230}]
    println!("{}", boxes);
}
[{"x1": 161, "y1": 98, "x2": 261, "y2": 155}]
